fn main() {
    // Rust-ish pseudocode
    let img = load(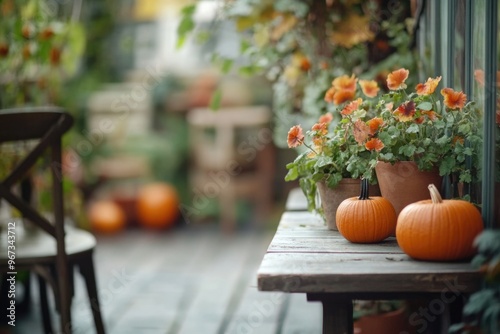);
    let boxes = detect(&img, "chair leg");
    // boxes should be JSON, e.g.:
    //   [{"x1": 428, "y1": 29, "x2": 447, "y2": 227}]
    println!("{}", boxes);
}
[
  {"x1": 37, "y1": 274, "x2": 53, "y2": 334},
  {"x1": 79, "y1": 256, "x2": 106, "y2": 334},
  {"x1": 58, "y1": 276, "x2": 72, "y2": 334}
]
